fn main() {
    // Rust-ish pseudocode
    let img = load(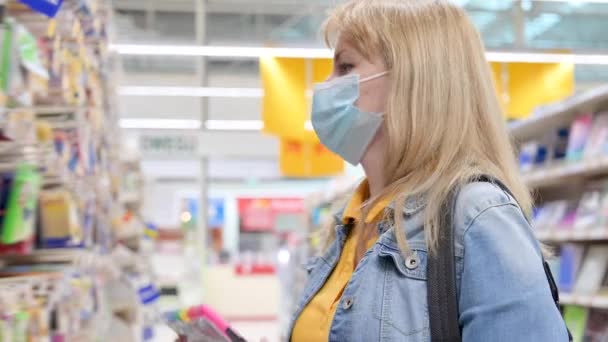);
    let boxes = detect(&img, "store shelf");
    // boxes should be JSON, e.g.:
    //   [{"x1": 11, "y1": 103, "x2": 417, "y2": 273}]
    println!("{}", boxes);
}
[
  {"x1": 536, "y1": 229, "x2": 608, "y2": 243},
  {"x1": 509, "y1": 85, "x2": 608, "y2": 143},
  {"x1": 560, "y1": 293, "x2": 608, "y2": 310},
  {"x1": 522, "y1": 157, "x2": 608, "y2": 189},
  {"x1": 1, "y1": 249, "x2": 92, "y2": 266},
  {"x1": 8, "y1": 106, "x2": 88, "y2": 114}
]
